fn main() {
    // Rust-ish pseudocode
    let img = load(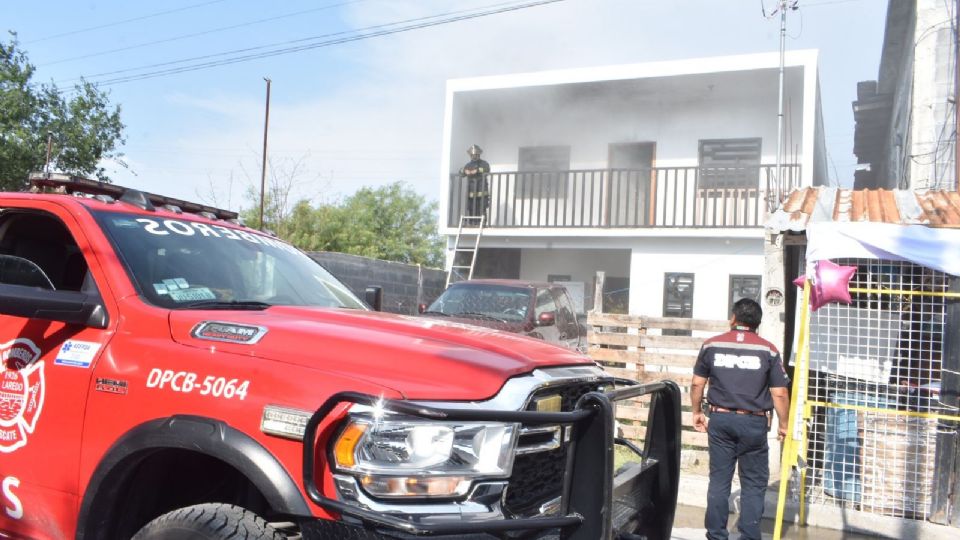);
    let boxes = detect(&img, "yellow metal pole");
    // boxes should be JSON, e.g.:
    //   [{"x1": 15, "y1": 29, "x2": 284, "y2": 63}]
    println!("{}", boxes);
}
[
  {"x1": 799, "y1": 402, "x2": 811, "y2": 525},
  {"x1": 796, "y1": 303, "x2": 814, "y2": 527},
  {"x1": 773, "y1": 279, "x2": 811, "y2": 540},
  {"x1": 848, "y1": 287, "x2": 960, "y2": 298}
]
